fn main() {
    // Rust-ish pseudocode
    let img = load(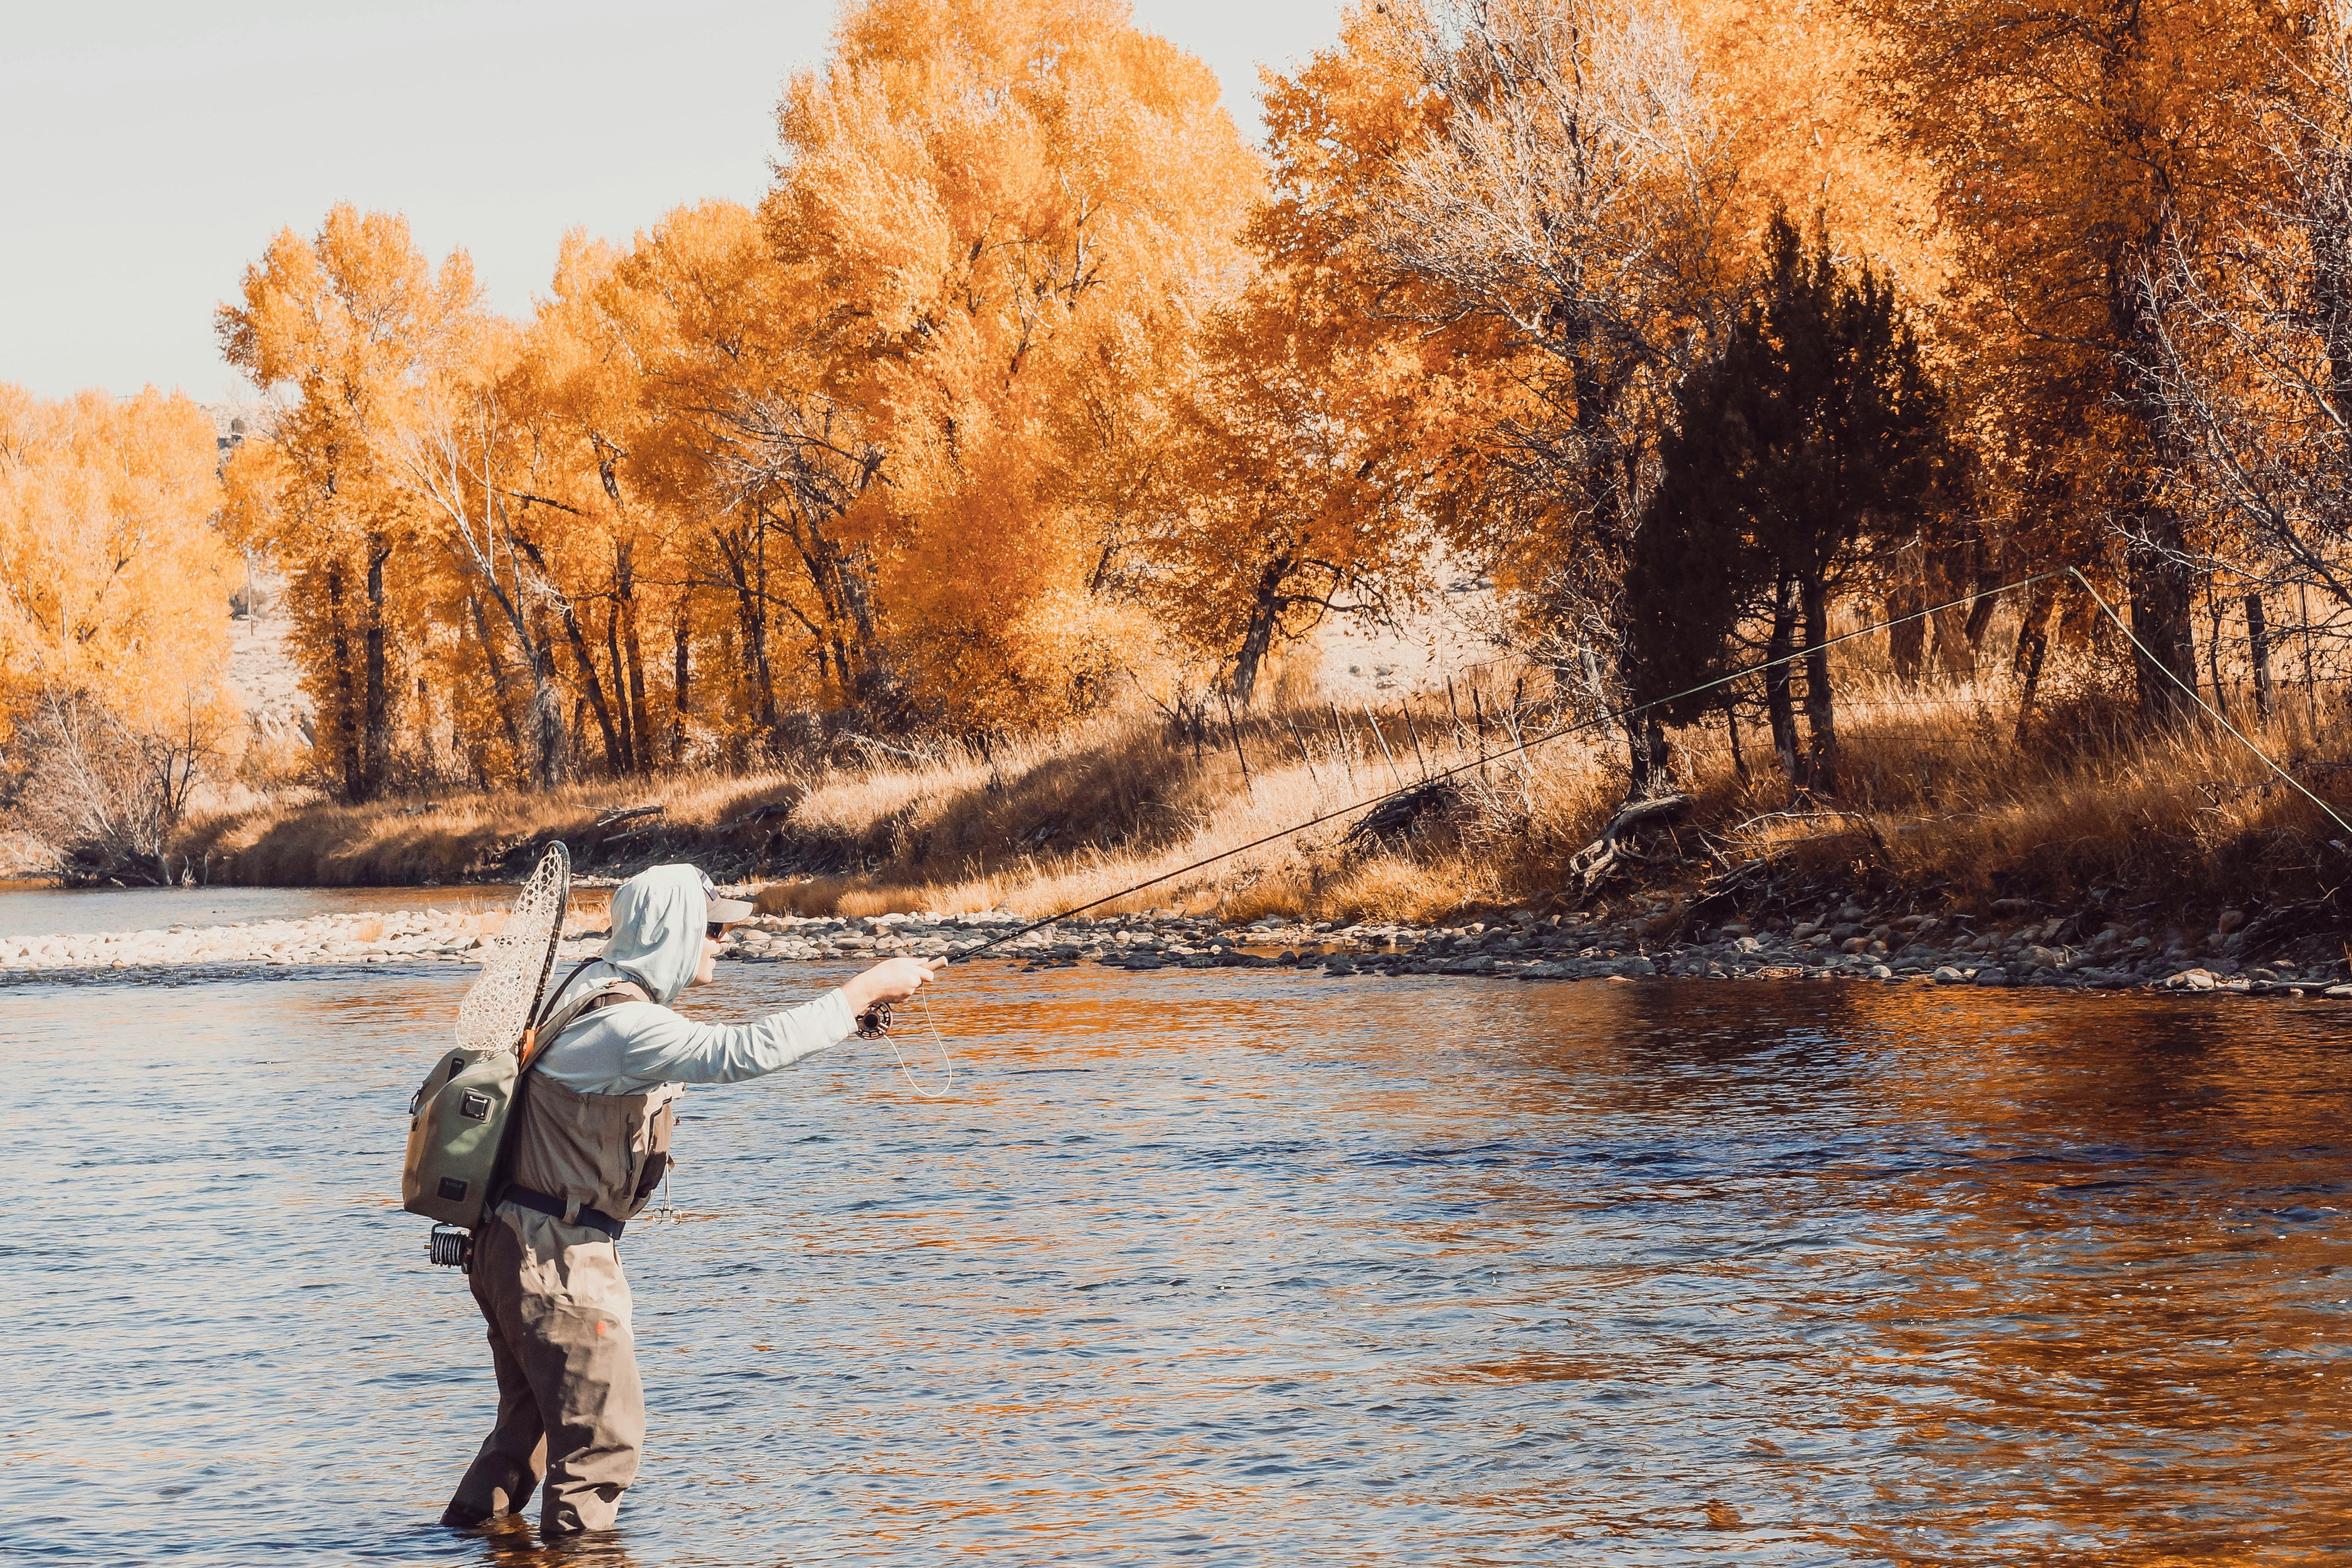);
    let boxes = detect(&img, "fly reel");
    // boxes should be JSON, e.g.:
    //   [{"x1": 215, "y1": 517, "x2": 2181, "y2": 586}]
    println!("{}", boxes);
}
[{"x1": 854, "y1": 1001, "x2": 894, "y2": 1038}]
